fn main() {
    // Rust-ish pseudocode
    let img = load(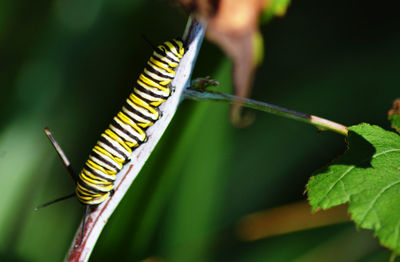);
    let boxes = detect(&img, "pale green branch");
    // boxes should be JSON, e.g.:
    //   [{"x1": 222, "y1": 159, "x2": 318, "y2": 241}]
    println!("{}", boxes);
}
[{"x1": 184, "y1": 89, "x2": 348, "y2": 136}]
